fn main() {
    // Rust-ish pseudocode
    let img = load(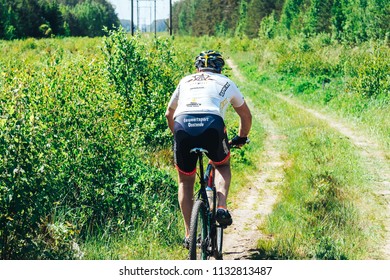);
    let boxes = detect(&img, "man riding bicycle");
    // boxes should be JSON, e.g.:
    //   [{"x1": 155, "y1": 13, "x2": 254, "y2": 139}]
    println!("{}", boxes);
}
[{"x1": 165, "y1": 50, "x2": 252, "y2": 247}]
